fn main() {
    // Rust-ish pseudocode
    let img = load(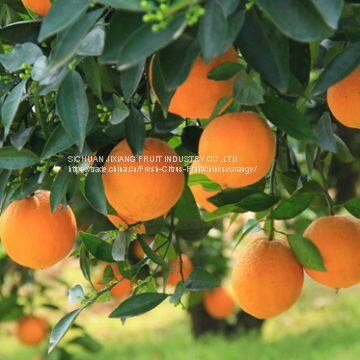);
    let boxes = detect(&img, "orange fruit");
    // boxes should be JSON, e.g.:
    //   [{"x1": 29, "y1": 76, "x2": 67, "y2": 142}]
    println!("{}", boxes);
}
[
  {"x1": 150, "y1": 47, "x2": 238, "y2": 119},
  {"x1": 108, "y1": 213, "x2": 146, "y2": 233},
  {"x1": 327, "y1": 67, "x2": 360, "y2": 129},
  {"x1": 304, "y1": 216, "x2": 360, "y2": 288},
  {"x1": 189, "y1": 160, "x2": 220, "y2": 212},
  {"x1": 103, "y1": 138, "x2": 185, "y2": 221},
  {"x1": 204, "y1": 287, "x2": 235, "y2": 319},
  {"x1": 232, "y1": 237, "x2": 304, "y2": 319},
  {"x1": 0, "y1": 190, "x2": 77, "y2": 269},
  {"x1": 94, "y1": 263, "x2": 132, "y2": 299},
  {"x1": 22, "y1": 0, "x2": 51, "y2": 16},
  {"x1": 17, "y1": 316, "x2": 48, "y2": 346},
  {"x1": 198, "y1": 112, "x2": 275, "y2": 188},
  {"x1": 168, "y1": 255, "x2": 193, "y2": 286}
]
